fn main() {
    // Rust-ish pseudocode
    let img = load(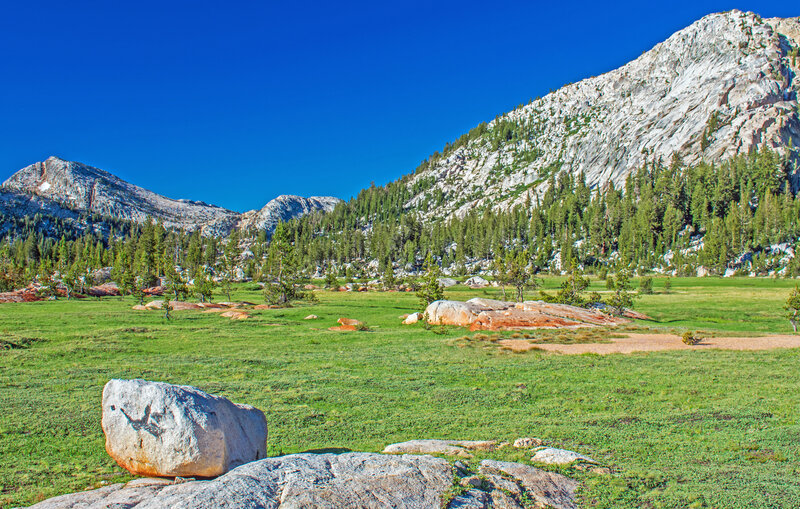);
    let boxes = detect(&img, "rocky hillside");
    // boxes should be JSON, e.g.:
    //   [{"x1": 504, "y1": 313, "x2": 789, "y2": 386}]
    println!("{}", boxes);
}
[
  {"x1": 1, "y1": 156, "x2": 341, "y2": 236},
  {"x1": 404, "y1": 11, "x2": 800, "y2": 219},
  {"x1": 239, "y1": 195, "x2": 343, "y2": 233}
]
